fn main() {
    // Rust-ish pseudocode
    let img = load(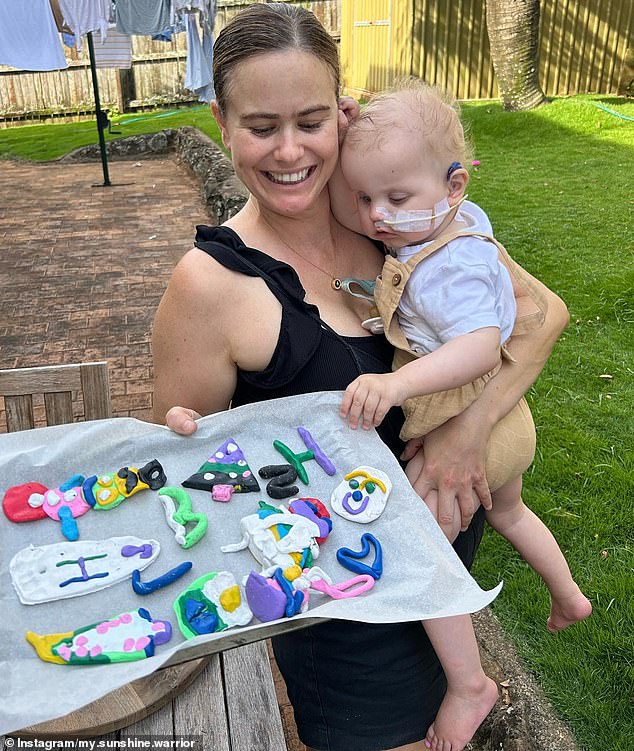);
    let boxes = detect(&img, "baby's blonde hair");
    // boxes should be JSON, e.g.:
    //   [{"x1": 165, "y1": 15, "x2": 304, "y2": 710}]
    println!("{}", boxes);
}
[{"x1": 346, "y1": 78, "x2": 473, "y2": 173}]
